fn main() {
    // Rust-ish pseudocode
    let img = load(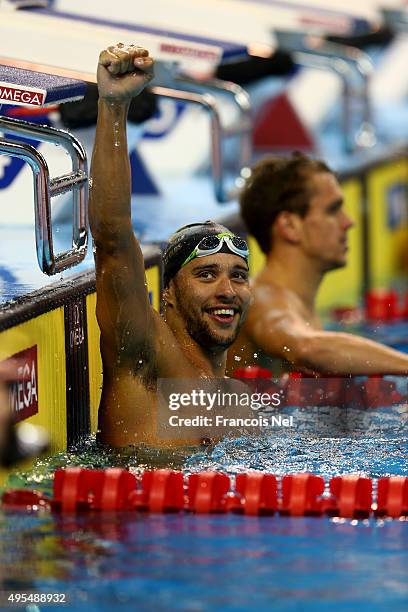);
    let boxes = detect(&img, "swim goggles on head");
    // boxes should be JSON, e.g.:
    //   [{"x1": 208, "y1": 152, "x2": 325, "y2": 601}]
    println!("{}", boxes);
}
[{"x1": 181, "y1": 232, "x2": 249, "y2": 268}]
